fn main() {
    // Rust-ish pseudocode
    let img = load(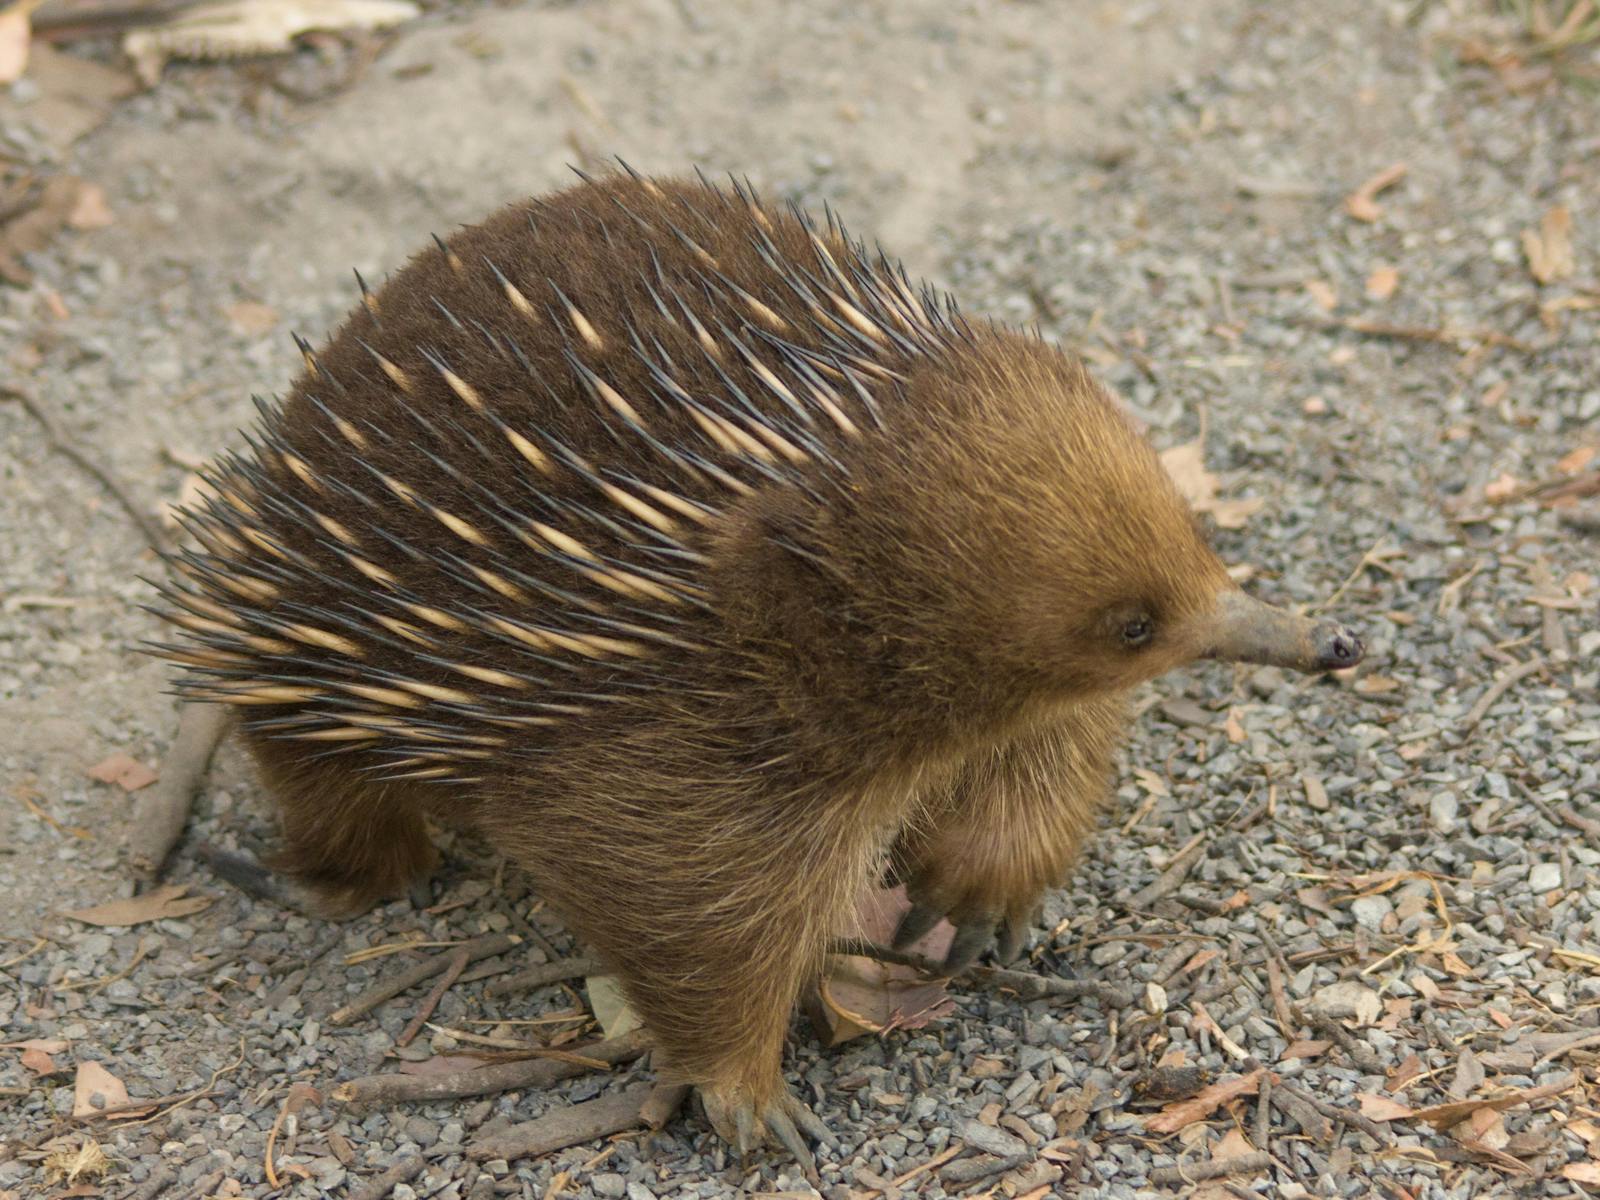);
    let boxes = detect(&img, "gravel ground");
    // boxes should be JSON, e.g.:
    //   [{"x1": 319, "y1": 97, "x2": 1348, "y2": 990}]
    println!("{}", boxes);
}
[{"x1": 2, "y1": 1, "x2": 1598, "y2": 1197}]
